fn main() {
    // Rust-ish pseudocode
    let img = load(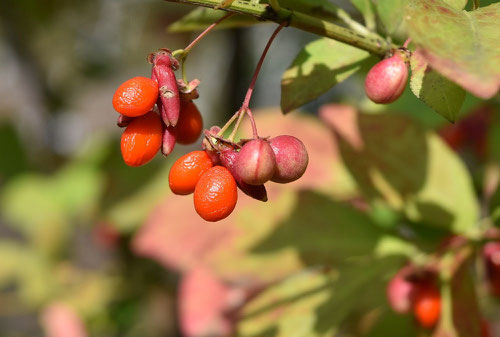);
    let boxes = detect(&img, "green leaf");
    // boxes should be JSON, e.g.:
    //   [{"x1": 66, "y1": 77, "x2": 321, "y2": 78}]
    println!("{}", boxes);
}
[
  {"x1": 443, "y1": 0, "x2": 467, "y2": 9},
  {"x1": 405, "y1": 0, "x2": 500, "y2": 98},
  {"x1": 168, "y1": 8, "x2": 259, "y2": 32},
  {"x1": 350, "y1": 0, "x2": 376, "y2": 28},
  {"x1": 371, "y1": 0, "x2": 407, "y2": 35},
  {"x1": 410, "y1": 49, "x2": 466, "y2": 122},
  {"x1": 320, "y1": 106, "x2": 479, "y2": 234},
  {"x1": 237, "y1": 258, "x2": 401, "y2": 337},
  {"x1": 281, "y1": 38, "x2": 371, "y2": 113}
]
